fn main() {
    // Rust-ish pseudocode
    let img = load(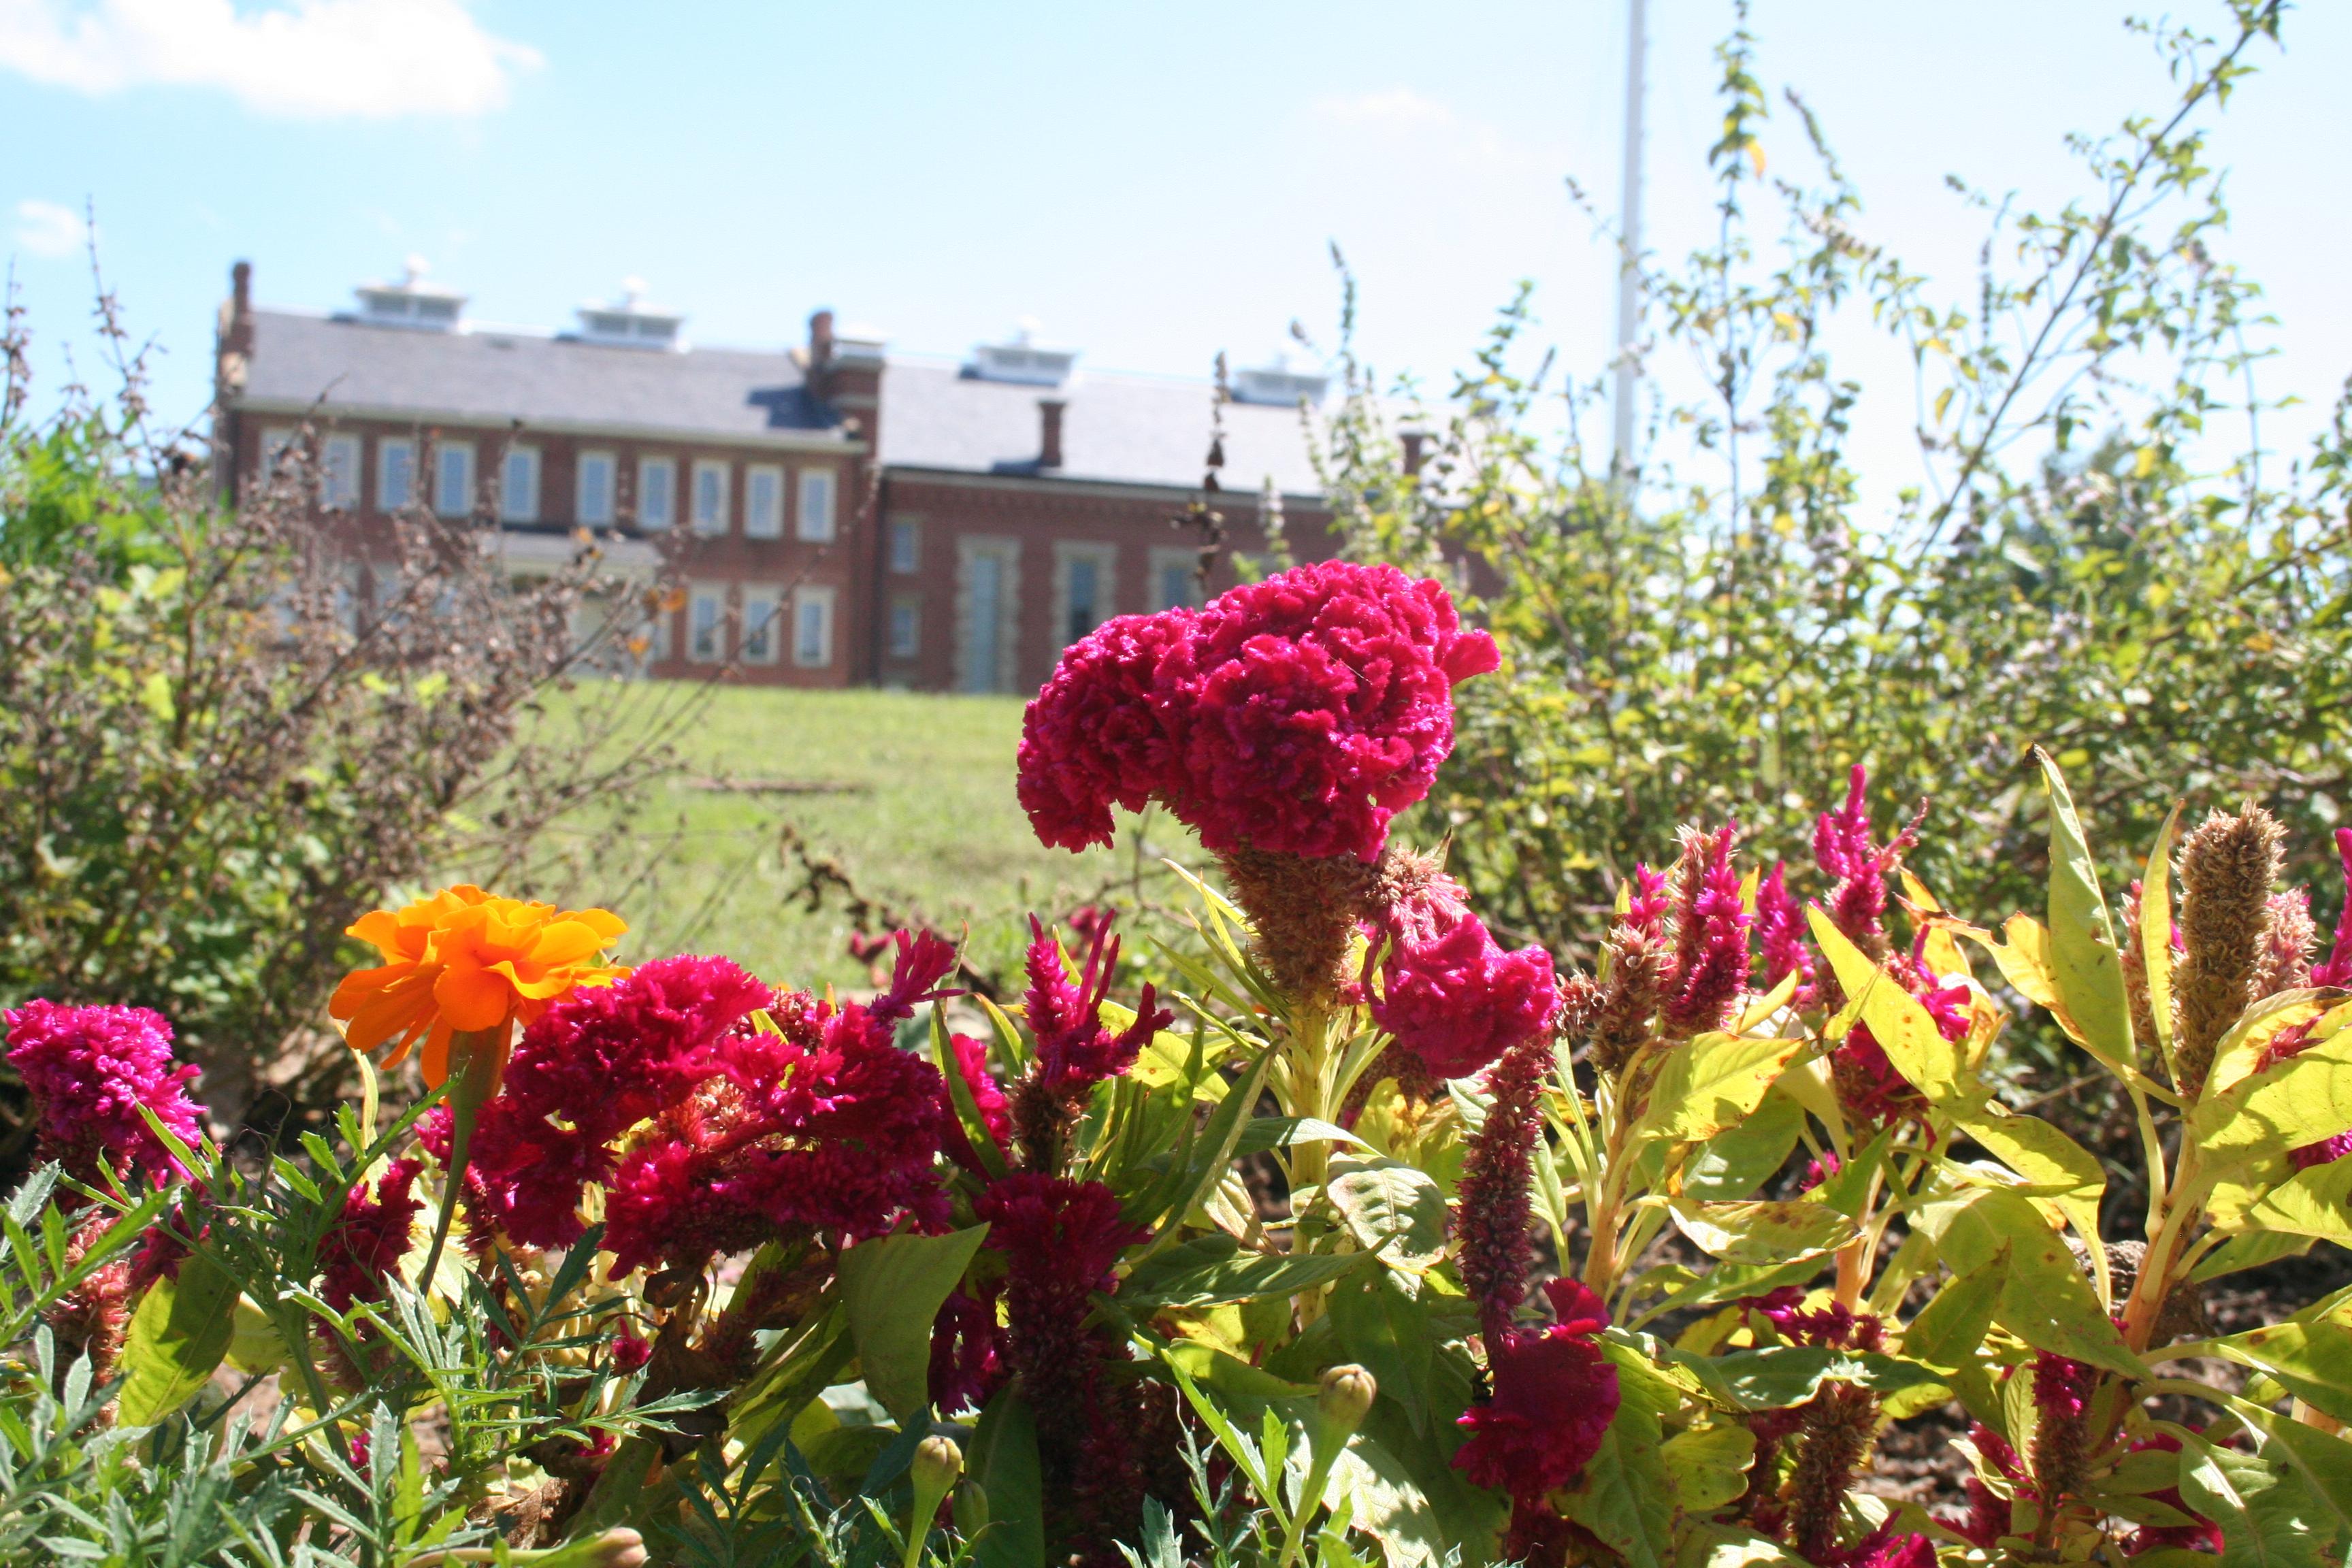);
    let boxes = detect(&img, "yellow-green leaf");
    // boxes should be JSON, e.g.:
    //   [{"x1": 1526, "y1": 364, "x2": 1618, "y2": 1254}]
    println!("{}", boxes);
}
[
  {"x1": 2206, "y1": 993, "x2": 2352, "y2": 1102},
  {"x1": 2035, "y1": 751, "x2": 2134, "y2": 1072},
  {"x1": 1808, "y1": 909, "x2": 1963, "y2": 1101},
  {"x1": 1668, "y1": 1199, "x2": 1857, "y2": 1266},
  {"x1": 2189, "y1": 1023, "x2": 2352, "y2": 1169},
  {"x1": 1911, "y1": 1187, "x2": 2147, "y2": 1377},
  {"x1": 2141, "y1": 802, "x2": 2183, "y2": 1070},
  {"x1": 838, "y1": 1224, "x2": 991, "y2": 1420},
  {"x1": 2197, "y1": 1294, "x2": 2352, "y2": 1424},
  {"x1": 1639, "y1": 1032, "x2": 1807, "y2": 1146},
  {"x1": 1950, "y1": 1100, "x2": 2109, "y2": 1305},
  {"x1": 2242, "y1": 1158, "x2": 2352, "y2": 1246},
  {"x1": 118, "y1": 1250, "x2": 239, "y2": 1425},
  {"x1": 1660, "y1": 1423, "x2": 1756, "y2": 1516}
]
